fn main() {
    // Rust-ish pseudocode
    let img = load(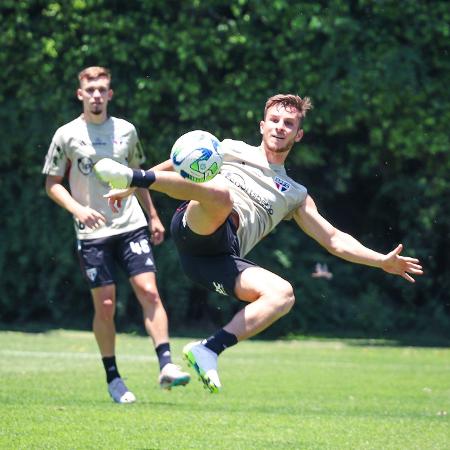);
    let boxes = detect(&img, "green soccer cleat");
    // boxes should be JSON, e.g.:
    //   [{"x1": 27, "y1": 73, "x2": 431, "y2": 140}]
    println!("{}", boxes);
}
[
  {"x1": 183, "y1": 341, "x2": 221, "y2": 393},
  {"x1": 94, "y1": 158, "x2": 133, "y2": 189},
  {"x1": 158, "y1": 363, "x2": 191, "y2": 390}
]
